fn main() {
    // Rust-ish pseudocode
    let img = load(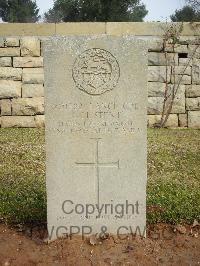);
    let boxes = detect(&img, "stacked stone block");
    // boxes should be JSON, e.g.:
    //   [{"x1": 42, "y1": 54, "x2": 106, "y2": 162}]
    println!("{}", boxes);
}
[
  {"x1": 0, "y1": 37, "x2": 45, "y2": 128},
  {"x1": 148, "y1": 37, "x2": 200, "y2": 128},
  {"x1": 0, "y1": 33, "x2": 199, "y2": 128}
]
